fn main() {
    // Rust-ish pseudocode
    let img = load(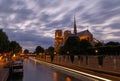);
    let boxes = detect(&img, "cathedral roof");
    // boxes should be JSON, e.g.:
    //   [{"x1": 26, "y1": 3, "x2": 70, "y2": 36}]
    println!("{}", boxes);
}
[{"x1": 77, "y1": 30, "x2": 92, "y2": 36}]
